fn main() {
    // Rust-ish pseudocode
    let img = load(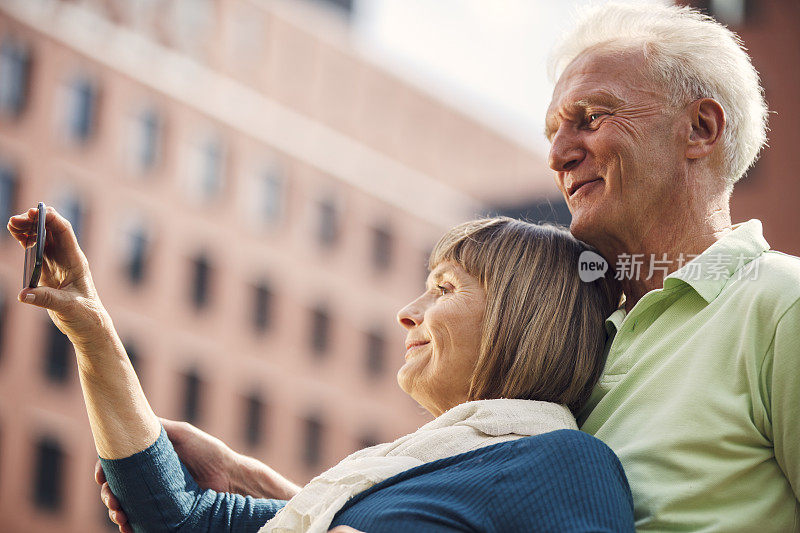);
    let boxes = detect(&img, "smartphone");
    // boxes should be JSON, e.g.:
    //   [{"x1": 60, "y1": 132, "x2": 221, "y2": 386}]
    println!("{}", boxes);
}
[{"x1": 23, "y1": 202, "x2": 46, "y2": 289}]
